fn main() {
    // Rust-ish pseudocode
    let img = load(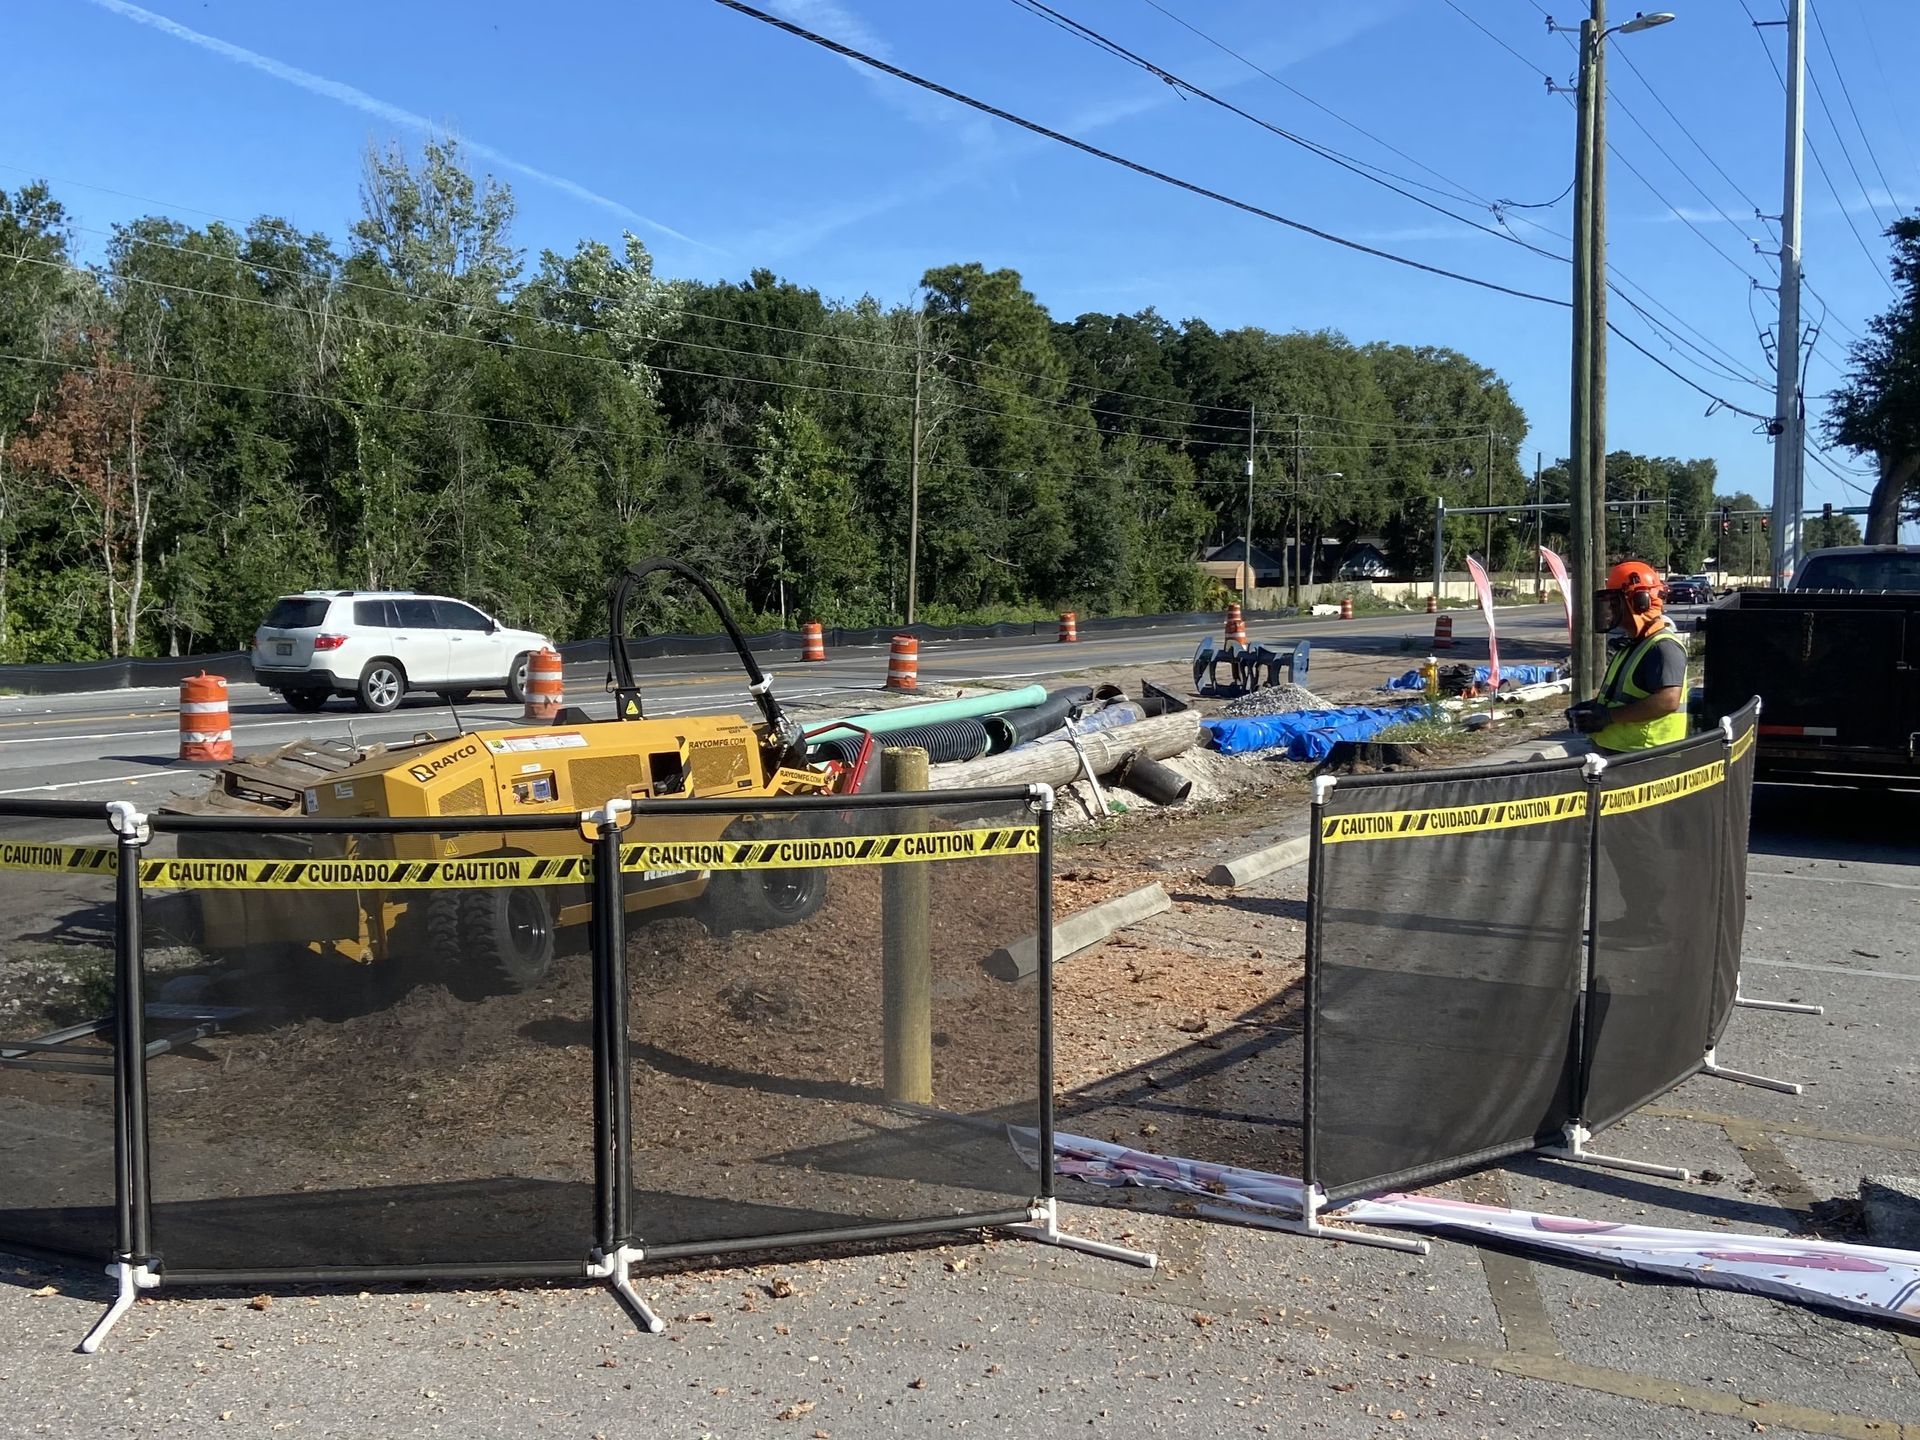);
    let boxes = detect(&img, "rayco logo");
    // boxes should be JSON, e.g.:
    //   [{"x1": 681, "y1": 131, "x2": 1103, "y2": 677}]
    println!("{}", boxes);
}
[{"x1": 408, "y1": 739, "x2": 482, "y2": 784}]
